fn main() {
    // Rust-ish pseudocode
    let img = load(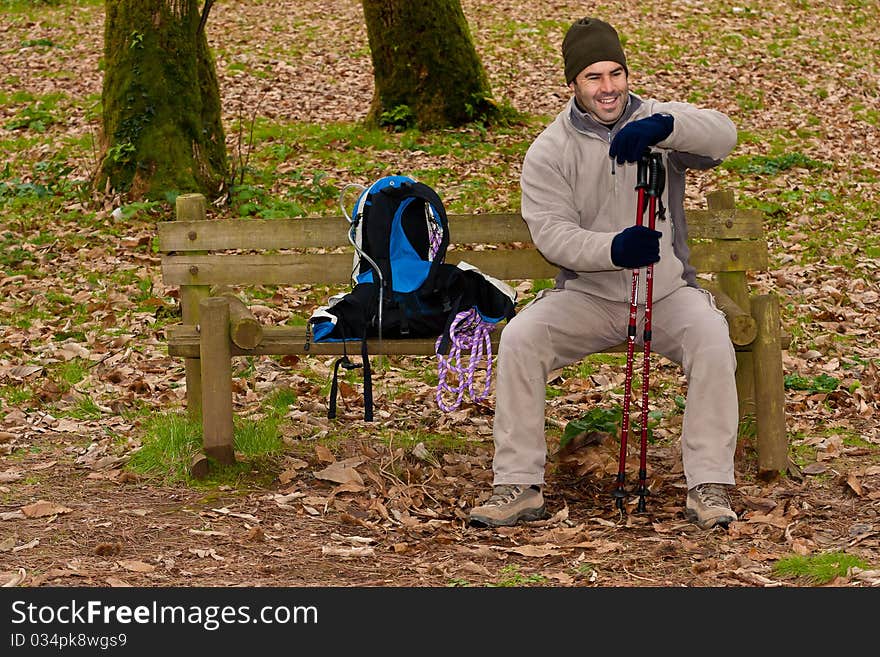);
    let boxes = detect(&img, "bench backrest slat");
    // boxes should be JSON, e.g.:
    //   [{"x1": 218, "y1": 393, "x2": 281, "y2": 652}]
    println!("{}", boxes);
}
[
  {"x1": 159, "y1": 214, "x2": 533, "y2": 252},
  {"x1": 684, "y1": 209, "x2": 764, "y2": 239},
  {"x1": 158, "y1": 209, "x2": 762, "y2": 252},
  {"x1": 688, "y1": 239, "x2": 768, "y2": 272},
  {"x1": 161, "y1": 249, "x2": 559, "y2": 286}
]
